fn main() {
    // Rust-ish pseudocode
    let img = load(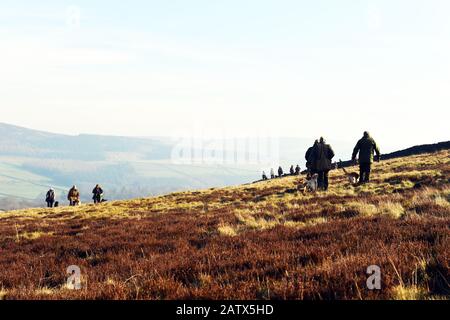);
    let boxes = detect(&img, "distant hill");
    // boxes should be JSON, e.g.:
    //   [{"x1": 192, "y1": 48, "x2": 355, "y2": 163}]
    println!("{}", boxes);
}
[
  {"x1": 0, "y1": 123, "x2": 328, "y2": 209},
  {"x1": 0, "y1": 122, "x2": 173, "y2": 160}
]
